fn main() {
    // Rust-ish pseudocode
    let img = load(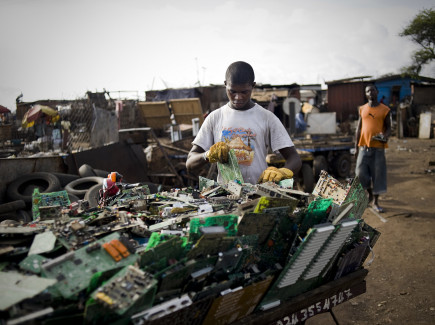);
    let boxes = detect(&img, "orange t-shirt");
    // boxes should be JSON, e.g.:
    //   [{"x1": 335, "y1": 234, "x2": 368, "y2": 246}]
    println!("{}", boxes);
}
[{"x1": 358, "y1": 103, "x2": 390, "y2": 148}]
